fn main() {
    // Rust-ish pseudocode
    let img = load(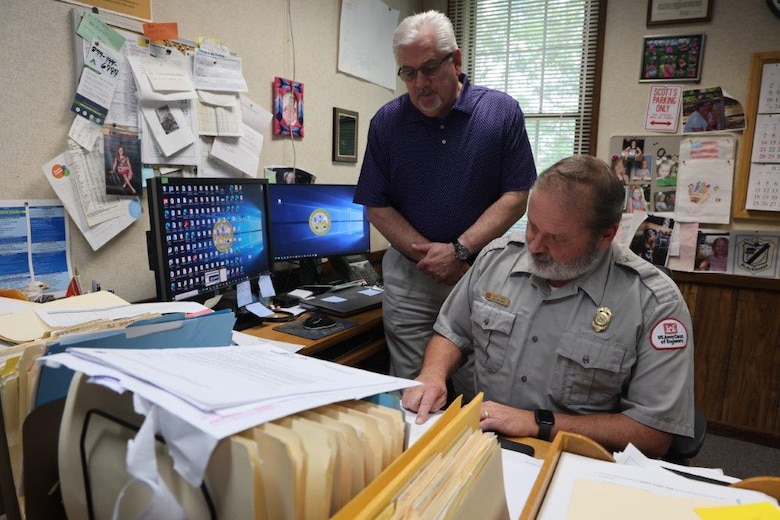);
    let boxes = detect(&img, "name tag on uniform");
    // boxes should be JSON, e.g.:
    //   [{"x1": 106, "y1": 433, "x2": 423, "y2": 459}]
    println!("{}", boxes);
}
[{"x1": 485, "y1": 291, "x2": 510, "y2": 307}]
